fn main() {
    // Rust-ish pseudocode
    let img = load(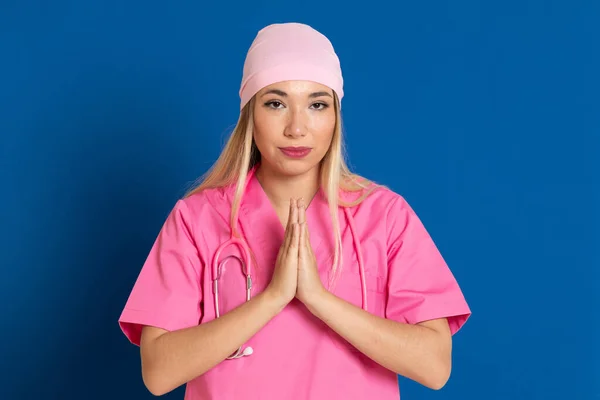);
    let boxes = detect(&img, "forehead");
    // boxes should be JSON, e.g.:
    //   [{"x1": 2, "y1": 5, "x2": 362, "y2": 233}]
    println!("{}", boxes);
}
[{"x1": 257, "y1": 80, "x2": 333, "y2": 96}]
